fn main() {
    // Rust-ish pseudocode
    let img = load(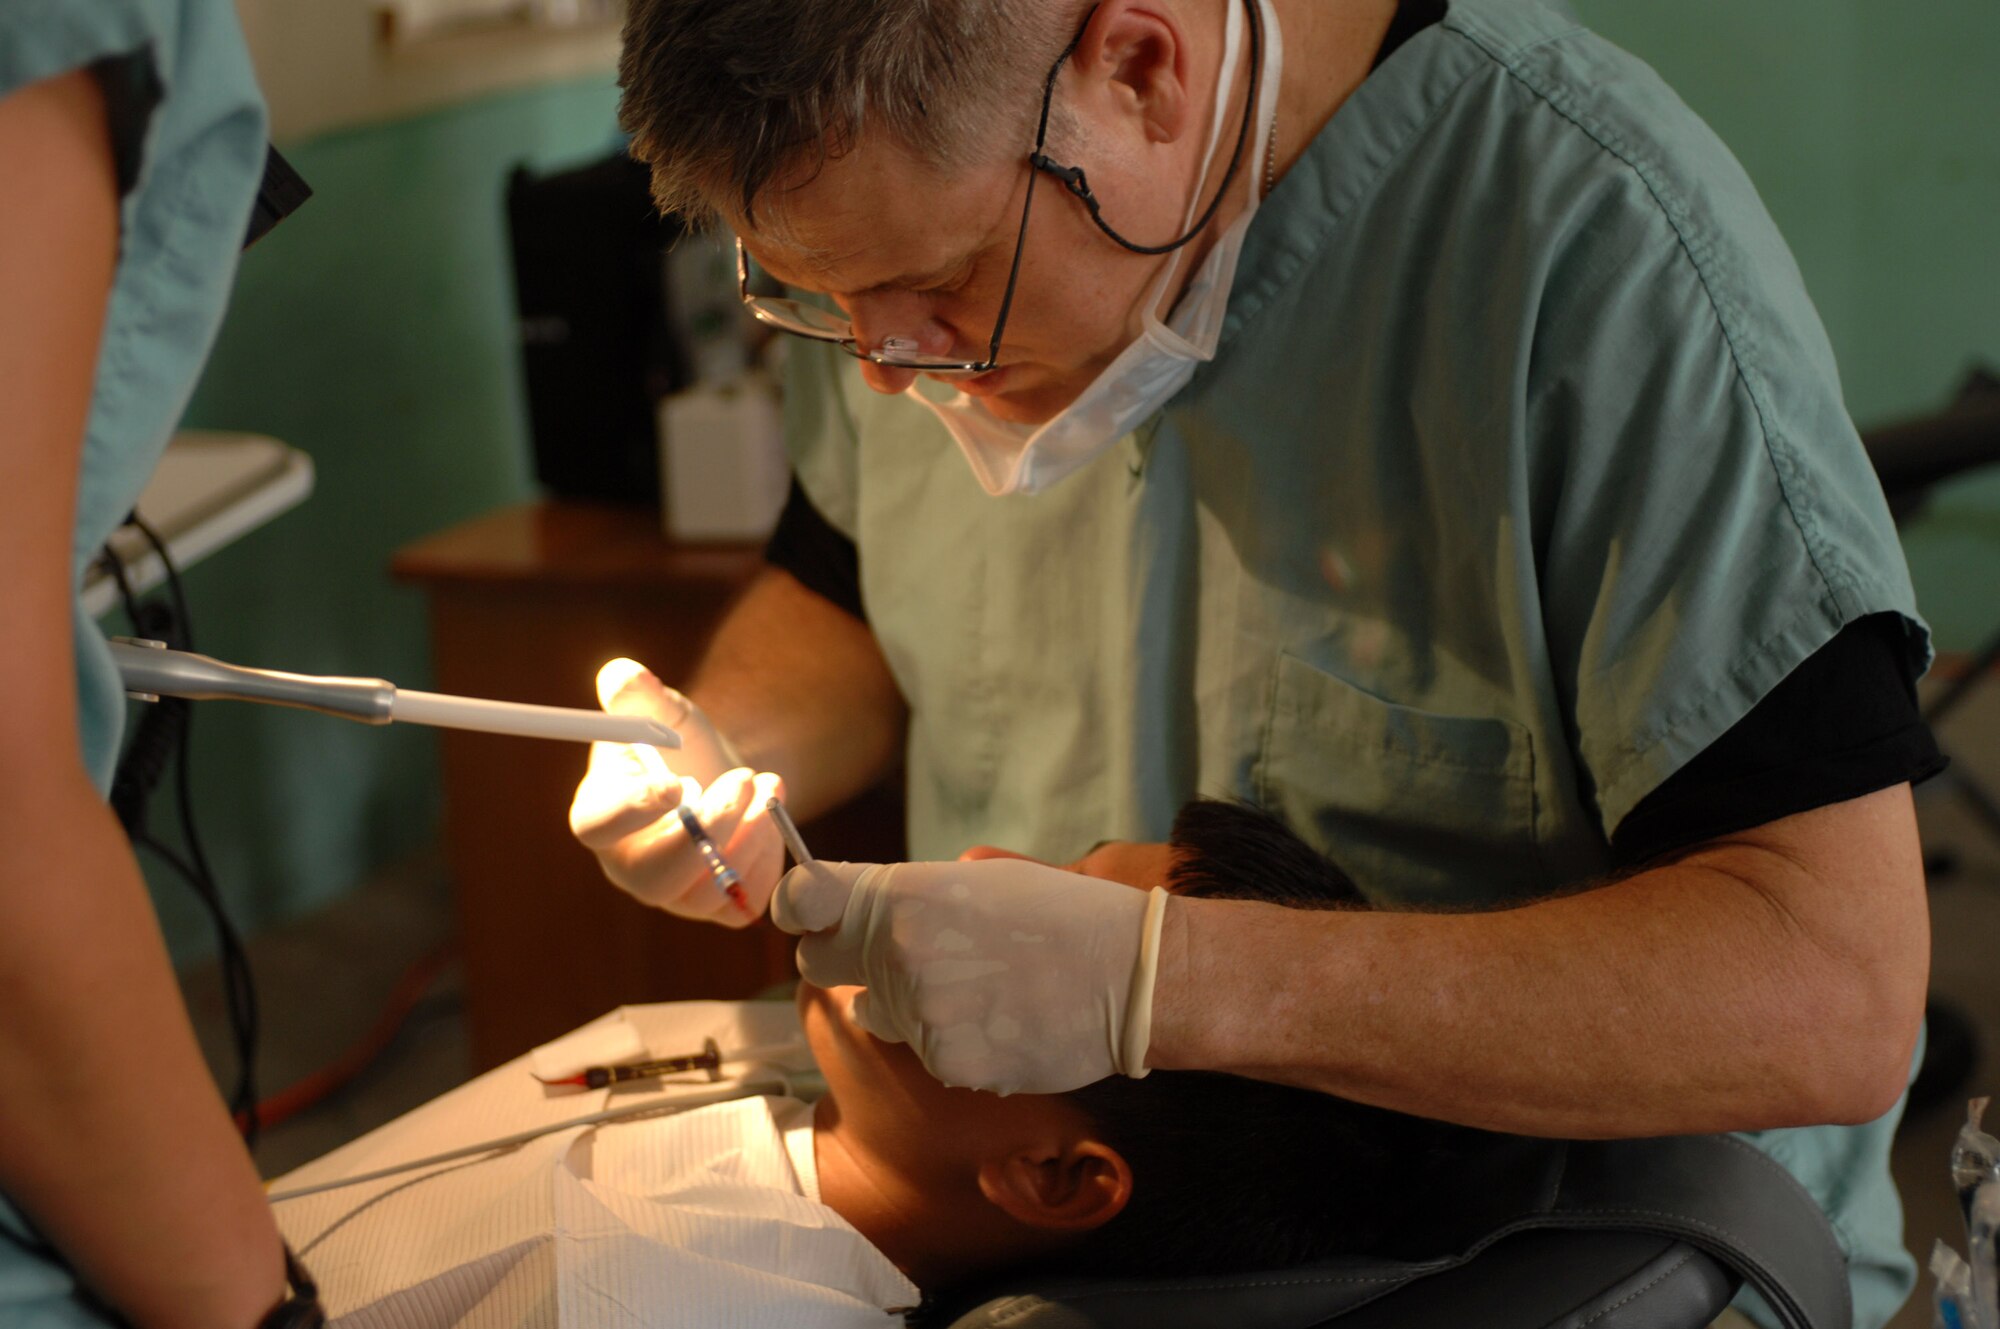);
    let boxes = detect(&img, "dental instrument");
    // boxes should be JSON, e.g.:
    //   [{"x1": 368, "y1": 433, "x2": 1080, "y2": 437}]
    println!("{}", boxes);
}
[
  {"x1": 274, "y1": 1038, "x2": 814, "y2": 1200},
  {"x1": 266, "y1": 1070, "x2": 821, "y2": 1202},
  {"x1": 531, "y1": 1037, "x2": 809, "y2": 1090},
  {"x1": 110, "y1": 638, "x2": 679, "y2": 748},
  {"x1": 677, "y1": 805, "x2": 752, "y2": 915},
  {"x1": 534, "y1": 1037, "x2": 723, "y2": 1088},
  {"x1": 765, "y1": 796, "x2": 814, "y2": 866}
]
